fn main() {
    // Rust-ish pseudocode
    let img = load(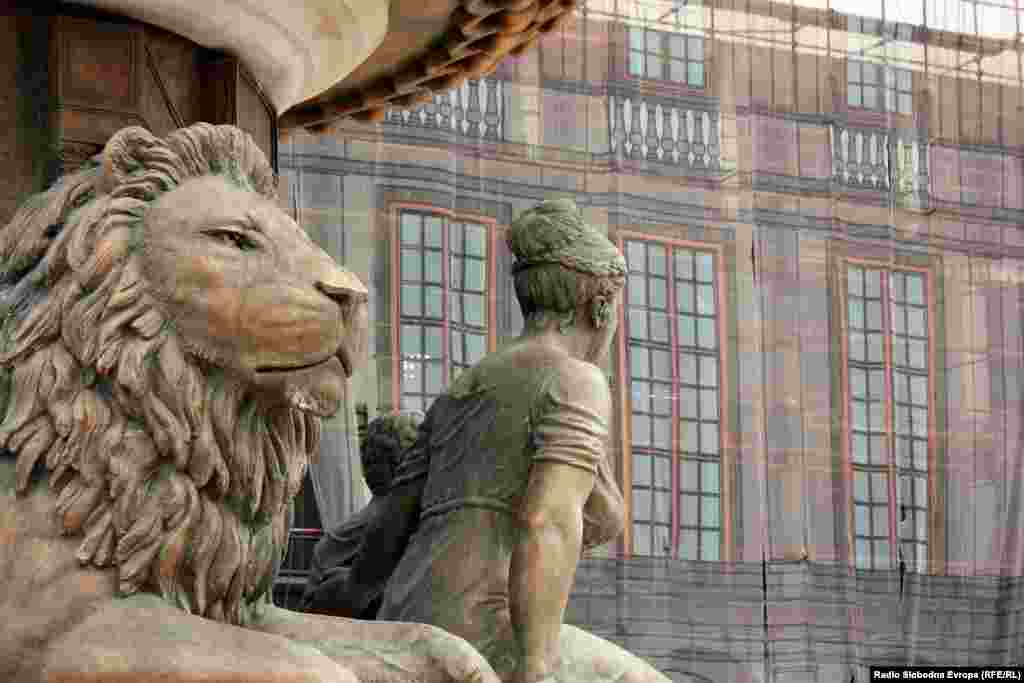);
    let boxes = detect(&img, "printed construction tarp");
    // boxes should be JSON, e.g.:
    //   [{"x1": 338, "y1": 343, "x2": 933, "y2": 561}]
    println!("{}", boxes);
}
[
  {"x1": 568, "y1": 558, "x2": 1024, "y2": 683},
  {"x1": 275, "y1": 0, "x2": 1024, "y2": 680}
]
